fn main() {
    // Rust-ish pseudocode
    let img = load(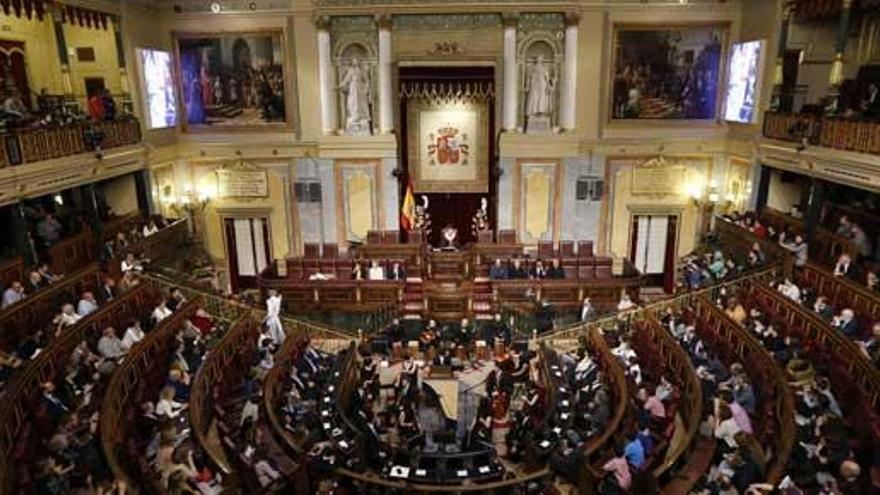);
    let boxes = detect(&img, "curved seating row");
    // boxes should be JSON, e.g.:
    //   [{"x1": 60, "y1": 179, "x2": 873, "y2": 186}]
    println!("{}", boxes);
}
[
  {"x1": 100, "y1": 299, "x2": 204, "y2": 494},
  {"x1": 0, "y1": 283, "x2": 160, "y2": 492}
]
